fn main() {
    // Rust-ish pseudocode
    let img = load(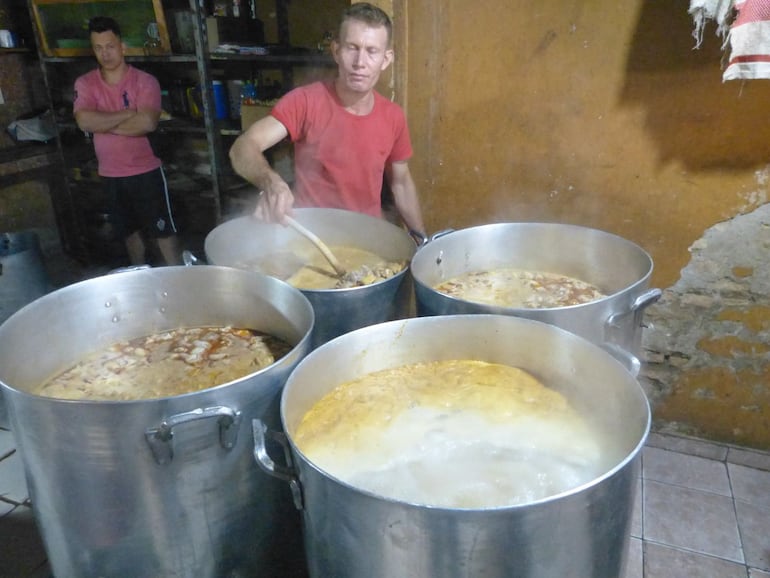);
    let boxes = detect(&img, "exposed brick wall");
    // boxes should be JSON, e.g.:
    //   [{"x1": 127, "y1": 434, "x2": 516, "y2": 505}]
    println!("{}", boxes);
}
[{"x1": 642, "y1": 203, "x2": 770, "y2": 450}]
